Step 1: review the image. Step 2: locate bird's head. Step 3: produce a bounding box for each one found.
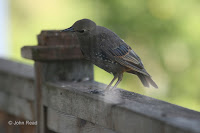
[62,19,96,34]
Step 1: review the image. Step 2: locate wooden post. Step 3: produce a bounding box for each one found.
[21,30,94,133]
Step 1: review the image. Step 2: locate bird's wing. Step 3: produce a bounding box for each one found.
[106,44,150,76]
[98,31,149,76]
[107,44,142,67]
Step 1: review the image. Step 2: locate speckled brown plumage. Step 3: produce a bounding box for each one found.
[62,19,158,90]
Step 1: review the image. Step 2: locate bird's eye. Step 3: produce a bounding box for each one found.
[78,30,85,33]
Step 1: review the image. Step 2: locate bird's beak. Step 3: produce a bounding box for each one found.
[61,27,74,32]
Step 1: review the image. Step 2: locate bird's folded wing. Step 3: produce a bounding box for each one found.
[102,44,150,76]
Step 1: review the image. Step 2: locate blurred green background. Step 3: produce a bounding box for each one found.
[7,0,200,111]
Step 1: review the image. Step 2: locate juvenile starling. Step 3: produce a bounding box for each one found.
[62,19,158,90]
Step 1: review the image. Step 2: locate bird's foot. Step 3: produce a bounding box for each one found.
[90,89,105,96]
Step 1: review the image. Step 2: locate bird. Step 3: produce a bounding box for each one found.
[62,19,158,90]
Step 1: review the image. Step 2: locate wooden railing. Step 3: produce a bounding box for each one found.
[0,31,200,133]
[0,58,35,133]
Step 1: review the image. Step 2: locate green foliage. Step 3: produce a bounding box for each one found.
[10,0,200,111]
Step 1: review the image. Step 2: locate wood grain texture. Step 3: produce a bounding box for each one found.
[0,58,35,121]
[21,45,83,61]
[0,91,34,120]
[37,30,79,46]
[0,72,35,101]
[43,81,200,133]
[47,108,116,133]
[0,111,36,133]
[0,58,34,79]
[40,60,93,82]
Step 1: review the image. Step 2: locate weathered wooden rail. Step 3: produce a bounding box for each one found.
[0,31,200,133]
[0,58,35,133]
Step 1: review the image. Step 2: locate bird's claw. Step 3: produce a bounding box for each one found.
[90,89,105,96]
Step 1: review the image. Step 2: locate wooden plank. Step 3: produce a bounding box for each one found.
[37,30,79,46]
[0,110,36,133]
[21,45,83,61]
[0,71,35,101]
[43,81,200,133]
[0,58,34,79]
[0,91,34,120]
[47,108,116,133]
[34,62,45,133]
[0,58,35,101]
[39,60,93,82]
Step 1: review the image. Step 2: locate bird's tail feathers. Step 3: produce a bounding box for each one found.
[137,74,150,88]
[128,70,158,88]
[145,75,158,88]
[137,73,158,88]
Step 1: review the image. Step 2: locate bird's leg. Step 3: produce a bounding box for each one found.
[110,73,123,91]
[105,75,118,91]
[90,75,117,95]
